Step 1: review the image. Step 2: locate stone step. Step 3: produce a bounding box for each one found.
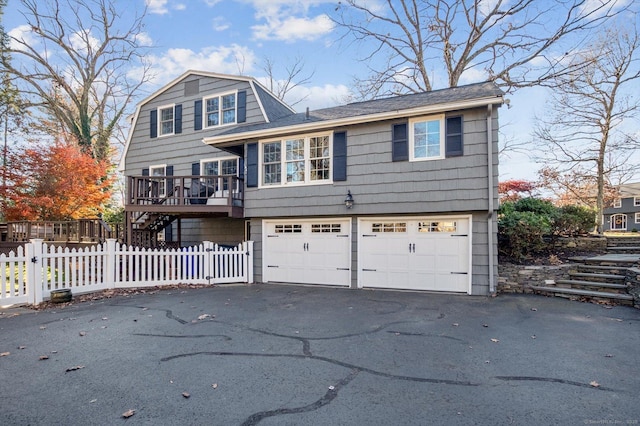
[576,264,627,272]
[607,245,640,249]
[556,279,628,291]
[531,285,634,302]
[568,272,626,281]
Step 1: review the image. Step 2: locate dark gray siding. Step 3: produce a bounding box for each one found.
[603,196,640,231]
[244,108,498,218]
[124,76,265,176]
[245,106,499,295]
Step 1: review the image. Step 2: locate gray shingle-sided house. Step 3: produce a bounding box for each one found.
[120,70,504,295]
[603,183,640,232]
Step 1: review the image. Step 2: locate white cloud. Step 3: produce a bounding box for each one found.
[240,0,335,42]
[146,0,169,14]
[252,14,334,42]
[135,32,154,47]
[203,0,222,5]
[284,83,352,111]
[140,44,257,87]
[212,16,231,32]
[69,30,101,53]
[146,0,187,14]
[459,66,489,85]
[579,0,632,17]
[8,25,38,50]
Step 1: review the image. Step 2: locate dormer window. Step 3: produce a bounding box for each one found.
[205,92,236,127]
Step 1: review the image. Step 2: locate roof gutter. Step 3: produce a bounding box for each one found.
[202,95,504,147]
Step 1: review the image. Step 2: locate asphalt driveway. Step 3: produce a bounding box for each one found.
[1,284,639,425]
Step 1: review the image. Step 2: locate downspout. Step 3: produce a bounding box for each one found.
[487,104,496,294]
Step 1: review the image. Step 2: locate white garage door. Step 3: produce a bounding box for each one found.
[358,216,471,293]
[263,219,351,286]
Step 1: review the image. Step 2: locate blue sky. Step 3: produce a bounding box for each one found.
[3,0,637,182]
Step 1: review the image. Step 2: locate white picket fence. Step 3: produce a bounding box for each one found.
[0,239,254,306]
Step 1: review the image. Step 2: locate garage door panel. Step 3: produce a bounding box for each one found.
[359,217,470,293]
[263,219,351,287]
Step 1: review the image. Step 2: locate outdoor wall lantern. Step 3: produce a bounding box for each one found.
[345,190,354,209]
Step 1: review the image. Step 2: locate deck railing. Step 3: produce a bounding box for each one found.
[6,219,116,243]
[127,175,244,207]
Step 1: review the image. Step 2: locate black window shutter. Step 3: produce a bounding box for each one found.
[164,223,173,242]
[191,162,200,175]
[166,165,174,196]
[445,116,463,157]
[246,143,258,188]
[333,131,347,181]
[237,91,247,123]
[150,110,157,139]
[174,105,182,134]
[194,100,202,130]
[142,168,149,176]
[238,157,245,178]
[392,123,408,162]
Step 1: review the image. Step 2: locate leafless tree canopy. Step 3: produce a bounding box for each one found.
[534,25,640,232]
[2,0,153,160]
[333,0,628,98]
[261,56,314,107]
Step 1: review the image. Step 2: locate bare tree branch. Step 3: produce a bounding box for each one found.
[1,0,153,161]
[333,0,631,98]
[534,24,640,233]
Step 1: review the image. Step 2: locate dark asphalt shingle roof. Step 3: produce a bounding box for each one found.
[218,81,503,137]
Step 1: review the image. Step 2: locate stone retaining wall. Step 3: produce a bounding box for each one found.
[550,236,608,253]
[498,263,572,294]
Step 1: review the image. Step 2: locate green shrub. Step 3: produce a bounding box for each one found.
[498,209,552,260]
[553,205,596,236]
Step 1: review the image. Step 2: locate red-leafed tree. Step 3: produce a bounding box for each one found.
[499,179,536,202]
[1,139,113,221]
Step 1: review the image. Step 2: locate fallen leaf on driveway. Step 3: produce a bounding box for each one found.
[79,331,86,336]
[197,314,212,320]
[452,323,459,327]
[483,324,489,328]
[122,409,135,418]
[66,365,85,372]
[590,381,600,388]
[490,338,499,343]
[18,346,26,350]
[605,354,613,358]
[39,326,46,330]
[530,308,537,311]
[182,392,190,398]
[531,335,537,339]
[39,355,49,360]
[212,383,218,389]
[1,352,10,357]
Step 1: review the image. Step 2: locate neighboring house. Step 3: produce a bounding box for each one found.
[120,70,504,295]
[603,183,640,232]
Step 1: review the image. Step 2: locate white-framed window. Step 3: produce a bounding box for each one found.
[409,114,445,161]
[259,133,332,187]
[204,92,237,127]
[611,213,627,230]
[158,105,174,136]
[635,213,640,224]
[634,197,640,206]
[200,157,239,192]
[614,199,622,208]
[149,164,167,197]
